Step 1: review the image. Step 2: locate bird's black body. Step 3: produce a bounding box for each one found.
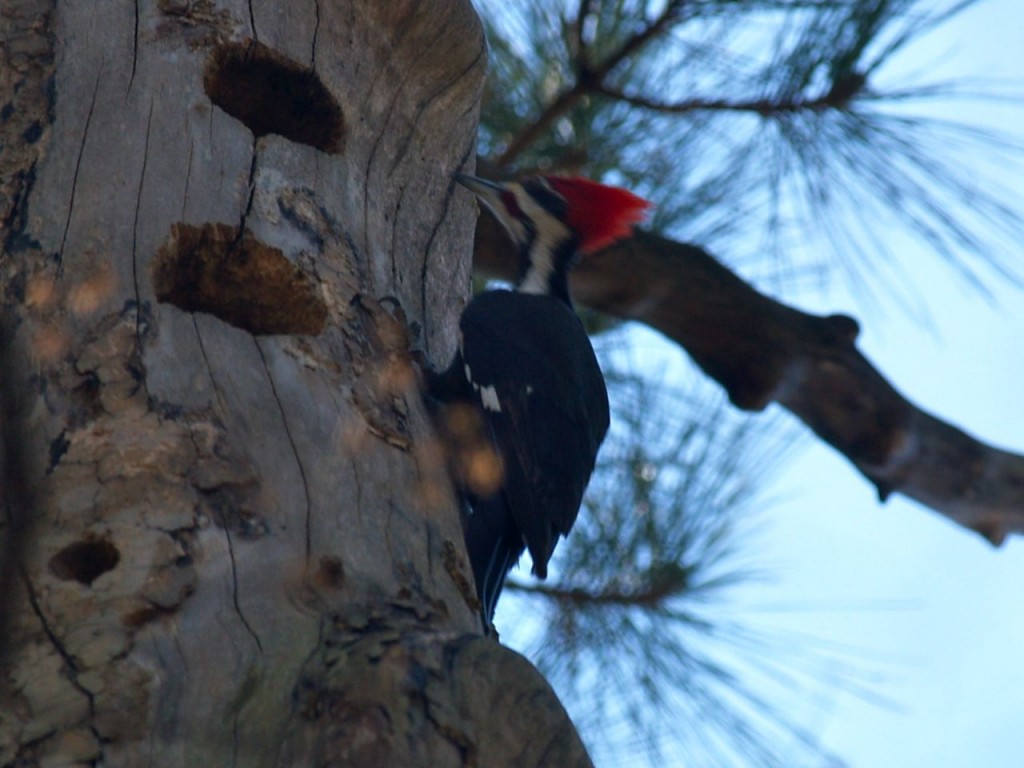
[428,173,647,620]
[431,290,609,617]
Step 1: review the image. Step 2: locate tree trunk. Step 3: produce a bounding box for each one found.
[1,1,591,765]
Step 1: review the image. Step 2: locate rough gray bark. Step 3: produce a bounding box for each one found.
[0,1,592,766]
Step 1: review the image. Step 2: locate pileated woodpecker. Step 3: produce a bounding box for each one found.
[428,173,651,619]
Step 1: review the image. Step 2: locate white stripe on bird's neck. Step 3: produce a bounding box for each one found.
[511,185,571,296]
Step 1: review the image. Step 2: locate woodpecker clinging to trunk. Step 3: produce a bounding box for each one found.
[428,173,651,620]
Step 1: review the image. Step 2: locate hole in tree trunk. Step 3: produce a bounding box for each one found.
[49,536,121,586]
[314,555,345,589]
[152,223,328,336]
[204,40,344,154]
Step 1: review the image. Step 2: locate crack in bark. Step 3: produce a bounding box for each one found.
[254,340,313,558]
[310,0,321,69]
[171,630,189,676]
[219,515,263,653]
[407,46,485,347]
[57,66,102,274]
[349,455,364,527]
[387,42,483,180]
[2,159,39,254]
[421,682,474,765]
[419,138,476,357]
[423,514,436,580]
[181,137,194,221]
[20,568,96,712]
[181,413,206,464]
[360,7,437,286]
[327,385,365,531]
[247,0,257,42]
[191,315,229,415]
[128,0,139,95]
[236,146,259,244]
[389,187,404,291]
[131,96,155,353]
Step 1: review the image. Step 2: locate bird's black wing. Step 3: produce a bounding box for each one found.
[459,290,609,578]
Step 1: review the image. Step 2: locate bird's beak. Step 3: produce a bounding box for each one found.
[454,173,527,245]
[454,173,506,217]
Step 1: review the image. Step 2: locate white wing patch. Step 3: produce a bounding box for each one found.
[464,361,503,412]
[479,385,502,412]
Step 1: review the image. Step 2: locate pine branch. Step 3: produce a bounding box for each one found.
[472,213,1024,545]
[505,574,686,607]
[593,78,867,115]
[495,1,685,167]
[481,1,1024,304]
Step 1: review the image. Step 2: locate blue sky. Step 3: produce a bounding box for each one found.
[497,1,1024,765]
[748,2,1024,765]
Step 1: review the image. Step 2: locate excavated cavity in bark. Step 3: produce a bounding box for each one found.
[203,40,344,154]
[152,222,328,336]
[48,535,120,586]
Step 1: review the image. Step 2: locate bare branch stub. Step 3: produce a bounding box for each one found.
[495,2,682,168]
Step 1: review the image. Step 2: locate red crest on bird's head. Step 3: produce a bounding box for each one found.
[546,176,652,254]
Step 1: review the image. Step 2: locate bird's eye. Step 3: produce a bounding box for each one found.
[501,190,524,220]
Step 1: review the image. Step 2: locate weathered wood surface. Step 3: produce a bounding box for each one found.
[1,1,592,765]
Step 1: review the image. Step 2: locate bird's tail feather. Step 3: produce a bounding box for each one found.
[465,493,523,619]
